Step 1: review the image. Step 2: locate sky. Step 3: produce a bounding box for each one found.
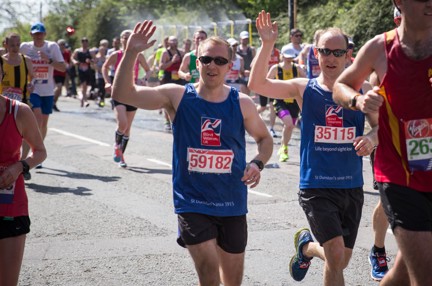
[0,0,50,33]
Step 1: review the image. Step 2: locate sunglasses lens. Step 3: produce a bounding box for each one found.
[199,56,228,66]
[318,48,331,56]
[333,50,347,57]
[199,56,213,65]
[214,57,228,65]
[318,48,346,57]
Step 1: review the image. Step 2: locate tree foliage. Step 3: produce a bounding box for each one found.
[1,0,396,53]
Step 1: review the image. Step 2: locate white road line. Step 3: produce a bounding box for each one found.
[248,189,273,198]
[50,128,110,147]
[148,159,273,198]
[47,131,274,199]
[147,158,172,168]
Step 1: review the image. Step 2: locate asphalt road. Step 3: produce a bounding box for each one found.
[19,95,398,285]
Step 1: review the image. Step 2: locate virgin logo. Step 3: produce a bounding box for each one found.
[407,120,429,138]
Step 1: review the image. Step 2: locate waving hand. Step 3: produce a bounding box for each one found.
[126,20,157,54]
[256,10,278,45]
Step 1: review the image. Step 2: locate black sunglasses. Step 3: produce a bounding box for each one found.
[198,56,229,66]
[317,48,347,57]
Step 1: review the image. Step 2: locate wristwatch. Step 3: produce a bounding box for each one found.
[19,160,30,174]
[250,159,264,171]
[349,94,359,110]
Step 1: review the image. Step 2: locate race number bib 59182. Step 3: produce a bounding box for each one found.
[404,118,432,171]
[187,148,234,174]
[314,125,356,144]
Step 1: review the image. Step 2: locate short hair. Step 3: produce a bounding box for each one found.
[290,28,303,36]
[197,36,232,61]
[99,39,109,46]
[57,38,66,45]
[194,29,208,39]
[317,27,348,49]
[120,30,132,38]
[313,29,323,46]
[5,32,20,44]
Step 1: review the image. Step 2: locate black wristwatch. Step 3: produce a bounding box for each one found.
[19,160,30,174]
[250,159,264,171]
[349,94,359,110]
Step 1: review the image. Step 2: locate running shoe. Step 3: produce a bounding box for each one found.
[369,247,389,281]
[99,100,105,107]
[278,145,289,162]
[289,228,314,282]
[53,104,60,112]
[113,144,122,163]
[119,156,127,168]
[270,128,278,138]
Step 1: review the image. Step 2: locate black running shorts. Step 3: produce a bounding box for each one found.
[378,182,432,232]
[0,216,31,239]
[298,187,364,249]
[177,212,247,254]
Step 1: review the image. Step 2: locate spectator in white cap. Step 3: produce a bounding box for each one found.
[236,30,256,96]
[225,38,245,92]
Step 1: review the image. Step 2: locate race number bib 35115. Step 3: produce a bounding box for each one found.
[404,118,432,171]
[314,125,356,144]
[187,148,234,174]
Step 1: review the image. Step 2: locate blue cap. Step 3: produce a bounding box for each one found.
[30,22,46,34]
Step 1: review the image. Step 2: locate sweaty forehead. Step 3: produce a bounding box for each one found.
[317,32,346,49]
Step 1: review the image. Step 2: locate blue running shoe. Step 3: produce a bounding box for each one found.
[289,228,313,281]
[369,248,389,281]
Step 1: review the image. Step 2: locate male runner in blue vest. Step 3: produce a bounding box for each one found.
[112,20,273,286]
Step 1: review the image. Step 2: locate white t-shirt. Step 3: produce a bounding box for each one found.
[20,41,64,96]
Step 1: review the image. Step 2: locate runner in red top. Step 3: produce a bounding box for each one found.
[0,88,46,285]
[334,1,432,285]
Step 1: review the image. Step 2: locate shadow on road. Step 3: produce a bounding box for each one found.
[35,167,121,183]
[126,166,172,175]
[25,183,93,196]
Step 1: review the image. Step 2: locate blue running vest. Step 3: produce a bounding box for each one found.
[300,79,365,189]
[172,84,247,216]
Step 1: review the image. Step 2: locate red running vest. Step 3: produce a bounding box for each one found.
[375,29,432,192]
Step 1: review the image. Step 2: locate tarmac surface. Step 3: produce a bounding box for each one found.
[19,94,397,285]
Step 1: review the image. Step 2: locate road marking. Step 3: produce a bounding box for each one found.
[147,159,273,198]
[248,189,273,197]
[50,128,110,147]
[147,158,172,167]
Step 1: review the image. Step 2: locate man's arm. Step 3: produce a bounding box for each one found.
[178,52,192,81]
[333,35,385,113]
[112,20,183,112]
[102,52,117,93]
[248,11,305,101]
[353,112,379,157]
[239,94,273,188]
[71,49,79,65]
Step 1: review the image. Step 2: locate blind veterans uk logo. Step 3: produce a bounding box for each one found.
[201,117,222,146]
